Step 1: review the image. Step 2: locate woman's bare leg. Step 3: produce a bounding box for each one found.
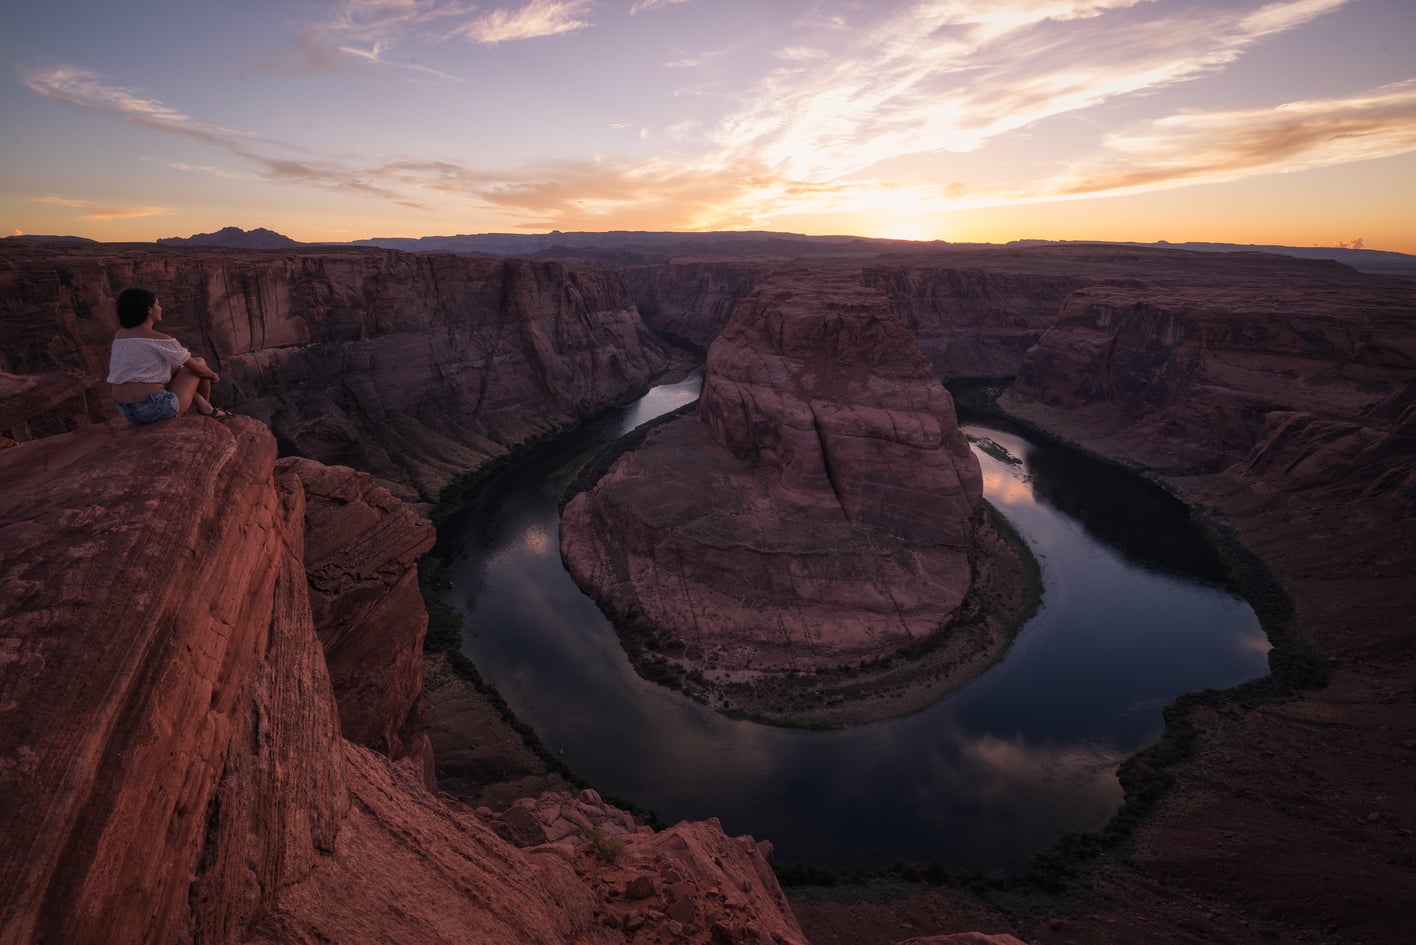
[168,368,204,414]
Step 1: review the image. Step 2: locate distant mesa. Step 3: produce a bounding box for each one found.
[126,226,1416,273]
[2,234,97,243]
[157,226,302,249]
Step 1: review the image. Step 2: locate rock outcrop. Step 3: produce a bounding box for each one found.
[0,416,347,945]
[561,269,991,723]
[0,416,809,945]
[284,457,437,782]
[0,242,672,501]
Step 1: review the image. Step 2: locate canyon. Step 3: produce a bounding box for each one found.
[0,243,673,504]
[1,238,1414,944]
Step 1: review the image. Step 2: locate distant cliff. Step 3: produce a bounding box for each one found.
[1008,257,1416,481]
[0,243,672,501]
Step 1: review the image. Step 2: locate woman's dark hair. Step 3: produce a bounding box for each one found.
[115,288,157,328]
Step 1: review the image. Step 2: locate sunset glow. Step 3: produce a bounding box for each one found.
[2,0,1413,251]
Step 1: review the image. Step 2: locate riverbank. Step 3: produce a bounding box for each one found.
[786,390,1416,945]
[634,501,1041,728]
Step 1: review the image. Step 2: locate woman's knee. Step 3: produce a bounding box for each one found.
[169,371,202,412]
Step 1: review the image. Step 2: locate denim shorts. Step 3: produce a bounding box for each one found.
[115,388,179,425]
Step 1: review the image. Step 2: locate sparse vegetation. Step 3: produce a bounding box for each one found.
[583,826,626,863]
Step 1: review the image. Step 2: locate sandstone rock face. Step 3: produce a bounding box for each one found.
[862,265,1082,380]
[282,457,437,783]
[622,260,775,348]
[988,253,1416,945]
[0,417,810,945]
[251,744,808,945]
[1009,257,1416,474]
[697,272,982,546]
[0,242,671,500]
[474,789,805,945]
[561,270,985,716]
[0,417,348,945]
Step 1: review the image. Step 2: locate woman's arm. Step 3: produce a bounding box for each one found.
[184,356,220,383]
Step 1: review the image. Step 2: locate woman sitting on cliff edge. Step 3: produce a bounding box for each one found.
[107,287,231,424]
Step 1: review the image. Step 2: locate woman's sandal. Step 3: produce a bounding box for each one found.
[203,407,234,420]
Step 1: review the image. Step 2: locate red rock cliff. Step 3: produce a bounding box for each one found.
[1009,257,1416,475]
[0,243,671,501]
[283,457,437,782]
[0,416,809,945]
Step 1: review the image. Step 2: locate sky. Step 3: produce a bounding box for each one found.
[2,0,1414,251]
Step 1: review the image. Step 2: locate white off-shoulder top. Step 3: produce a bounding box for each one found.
[107,337,192,384]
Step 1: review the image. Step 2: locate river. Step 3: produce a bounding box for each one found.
[439,369,1269,872]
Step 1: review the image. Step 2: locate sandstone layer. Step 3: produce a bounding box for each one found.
[284,457,437,783]
[0,416,811,945]
[1009,261,1416,475]
[0,242,671,501]
[561,270,988,722]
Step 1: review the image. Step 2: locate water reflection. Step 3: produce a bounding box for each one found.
[442,378,1269,872]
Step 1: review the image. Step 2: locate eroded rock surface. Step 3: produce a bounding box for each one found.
[0,416,347,945]
[0,417,815,945]
[284,457,437,782]
[562,270,987,721]
[0,242,671,501]
[1008,258,1416,475]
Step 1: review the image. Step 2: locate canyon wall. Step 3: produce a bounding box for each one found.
[861,265,1083,380]
[284,457,438,783]
[622,260,775,348]
[561,269,993,723]
[980,253,1416,945]
[0,416,809,945]
[1009,267,1416,481]
[0,243,671,501]
[0,417,347,945]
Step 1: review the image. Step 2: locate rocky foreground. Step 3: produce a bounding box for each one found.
[0,417,812,945]
[560,269,999,723]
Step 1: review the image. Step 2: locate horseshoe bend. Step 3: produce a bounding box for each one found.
[559,268,1037,725]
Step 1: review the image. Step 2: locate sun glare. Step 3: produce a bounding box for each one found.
[865,211,945,242]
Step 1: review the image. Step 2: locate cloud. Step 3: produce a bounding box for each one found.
[630,0,691,13]
[35,194,173,221]
[1044,79,1416,198]
[775,46,829,63]
[22,66,425,206]
[322,0,481,44]
[456,0,595,44]
[702,0,1356,186]
[19,0,1394,237]
[23,66,261,151]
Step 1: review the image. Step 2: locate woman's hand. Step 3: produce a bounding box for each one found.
[187,356,220,382]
